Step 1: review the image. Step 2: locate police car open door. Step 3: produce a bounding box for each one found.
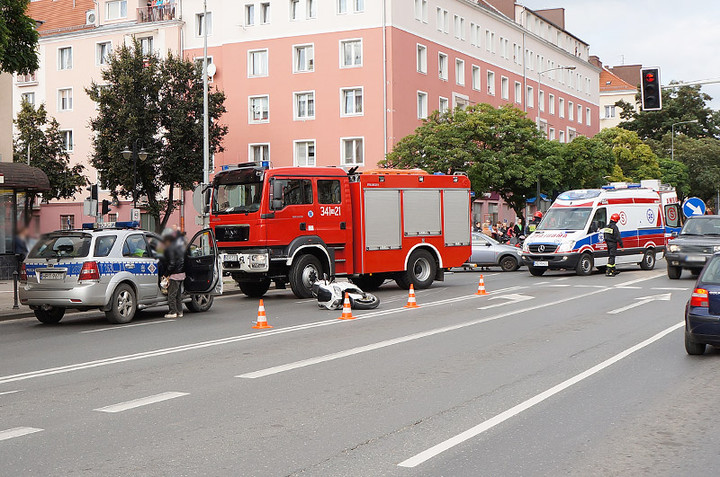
[184,228,221,295]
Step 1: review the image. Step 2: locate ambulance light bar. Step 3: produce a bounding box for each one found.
[602,182,642,190]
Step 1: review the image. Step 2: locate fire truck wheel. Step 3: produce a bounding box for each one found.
[289,254,323,299]
[350,275,386,291]
[396,249,437,290]
[239,279,271,298]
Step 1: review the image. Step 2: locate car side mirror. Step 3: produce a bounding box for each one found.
[671,231,678,238]
[485,242,491,247]
[271,180,284,210]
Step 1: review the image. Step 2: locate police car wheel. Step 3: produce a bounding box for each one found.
[186,294,214,313]
[640,249,656,270]
[34,306,65,325]
[105,283,137,324]
[576,253,594,276]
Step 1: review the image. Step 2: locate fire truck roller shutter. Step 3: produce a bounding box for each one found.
[403,190,442,237]
[364,190,402,251]
[443,189,471,246]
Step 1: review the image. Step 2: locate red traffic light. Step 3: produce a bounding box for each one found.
[645,72,656,83]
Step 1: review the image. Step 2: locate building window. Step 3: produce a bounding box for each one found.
[249,95,269,123]
[106,0,127,20]
[341,138,364,166]
[290,0,299,20]
[455,59,464,86]
[438,52,448,81]
[139,36,153,55]
[414,0,427,22]
[559,98,565,118]
[577,104,583,123]
[485,30,495,53]
[96,42,111,66]
[245,4,255,25]
[58,88,73,111]
[549,128,555,141]
[250,143,270,162]
[107,213,118,223]
[340,39,362,68]
[500,76,509,100]
[294,91,315,120]
[586,107,591,126]
[338,0,348,13]
[249,49,268,77]
[294,140,316,167]
[195,12,212,36]
[307,0,316,18]
[353,0,364,12]
[526,86,534,108]
[471,65,480,91]
[539,90,545,112]
[559,130,565,143]
[60,130,73,152]
[439,96,449,114]
[260,3,270,23]
[341,87,363,116]
[21,92,35,106]
[568,101,574,120]
[436,7,448,33]
[487,70,495,95]
[549,94,555,114]
[514,81,522,104]
[604,105,615,119]
[453,15,465,40]
[453,93,469,110]
[416,44,427,73]
[293,44,314,72]
[60,215,75,230]
[417,91,428,119]
[58,47,72,70]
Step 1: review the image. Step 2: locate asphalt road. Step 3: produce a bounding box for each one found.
[0,262,715,476]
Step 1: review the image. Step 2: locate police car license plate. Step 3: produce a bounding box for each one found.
[686,255,706,263]
[40,272,64,280]
[533,261,549,267]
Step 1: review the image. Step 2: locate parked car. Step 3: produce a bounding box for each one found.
[467,233,523,272]
[684,253,720,354]
[666,215,720,279]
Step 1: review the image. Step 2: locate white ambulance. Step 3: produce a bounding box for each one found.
[522,181,681,276]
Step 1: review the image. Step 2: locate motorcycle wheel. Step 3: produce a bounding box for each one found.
[349,293,380,310]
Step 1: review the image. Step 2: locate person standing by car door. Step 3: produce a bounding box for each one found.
[163,229,186,318]
[604,213,624,277]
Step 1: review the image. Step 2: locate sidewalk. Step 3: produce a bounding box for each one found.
[0,278,242,322]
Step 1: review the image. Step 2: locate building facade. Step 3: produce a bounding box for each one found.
[591,56,639,129]
[15,0,600,231]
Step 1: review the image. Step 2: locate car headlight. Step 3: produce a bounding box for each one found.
[249,254,268,269]
[522,242,530,253]
[714,245,720,253]
[556,241,574,253]
[668,244,681,253]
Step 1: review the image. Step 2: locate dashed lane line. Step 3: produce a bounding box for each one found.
[0,390,22,396]
[0,427,43,442]
[397,321,684,468]
[80,319,176,334]
[94,392,189,413]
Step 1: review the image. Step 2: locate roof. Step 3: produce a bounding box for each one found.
[0,162,51,191]
[600,67,636,92]
[28,0,96,37]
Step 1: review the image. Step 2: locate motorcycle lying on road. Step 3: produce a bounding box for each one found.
[311,278,381,311]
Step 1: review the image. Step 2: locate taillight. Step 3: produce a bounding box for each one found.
[79,261,100,281]
[19,263,27,282]
[690,288,709,308]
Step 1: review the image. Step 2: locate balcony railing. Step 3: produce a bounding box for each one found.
[137,3,176,23]
[16,72,37,85]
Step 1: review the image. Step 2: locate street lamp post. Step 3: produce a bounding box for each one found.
[122,139,149,209]
[671,119,699,161]
[202,0,210,227]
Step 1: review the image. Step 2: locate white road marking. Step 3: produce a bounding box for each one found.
[614,286,642,289]
[652,287,689,291]
[614,272,664,287]
[397,321,684,468]
[607,293,672,315]
[478,294,533,310]
[573,285,608,289]
[94,392,188,413]
[545,284,571,288]
[555,277,570,281]
[238,287,609,379]
[0,427,43,442]
[80,319,176,334]
[535,281,549,285]
[0,390,22,396]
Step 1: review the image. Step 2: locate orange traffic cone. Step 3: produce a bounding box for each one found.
[475,275,488,295]
[252,299,273,329]
[339,292,356,320]
[404,284,420,308]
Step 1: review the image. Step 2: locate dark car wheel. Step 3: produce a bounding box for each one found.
[186,294,214,312]
[685,330,706,355]
[499,255,519,272]
[667,265,682,280]
[528,266,546,277]
[34,306,65,324]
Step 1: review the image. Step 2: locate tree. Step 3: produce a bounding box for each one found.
[658,157,690,198]
[0,0,39,74]
[87,41,227,231]
[13,100,87,201]
[672,135,720,208]
[595,128,661,181]
[555,136,615,191]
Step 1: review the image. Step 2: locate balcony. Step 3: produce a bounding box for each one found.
[16,72,37,86]
[137,4,176,24]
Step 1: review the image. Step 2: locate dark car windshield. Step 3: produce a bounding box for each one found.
[537,208,592,231]
[681,217,720,236]
[212,182,263,214]
[700,256,720,285]
[29,234,91,259]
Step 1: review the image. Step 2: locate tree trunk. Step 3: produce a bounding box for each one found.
[158,184,176,233]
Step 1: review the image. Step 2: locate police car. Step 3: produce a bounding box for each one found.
[19,222,222,325]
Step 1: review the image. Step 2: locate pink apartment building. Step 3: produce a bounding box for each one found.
[14,0,600,231]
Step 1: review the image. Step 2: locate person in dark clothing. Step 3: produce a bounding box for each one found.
[604,213,624,277]
[162,230,186,318]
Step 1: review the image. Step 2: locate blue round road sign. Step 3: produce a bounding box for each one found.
[683,197,706,218]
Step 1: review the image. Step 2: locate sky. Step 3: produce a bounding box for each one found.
[520,0,720,109]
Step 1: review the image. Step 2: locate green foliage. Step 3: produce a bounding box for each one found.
[658,157,690,198]
[671,135,720,206]
[0,0,39,74]
[557,136,615,190]
[595,128,661,181]
[13,101,87,201]
[87,41,227,231]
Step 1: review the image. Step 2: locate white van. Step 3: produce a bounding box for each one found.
[521,181,681,276]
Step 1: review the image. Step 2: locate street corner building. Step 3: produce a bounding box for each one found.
[12,0,601,231]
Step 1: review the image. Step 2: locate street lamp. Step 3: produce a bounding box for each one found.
[121,139,149,209]
[537,65,576,133]
[671,119,699,161]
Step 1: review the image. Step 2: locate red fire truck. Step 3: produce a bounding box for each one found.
[209,163,472,298]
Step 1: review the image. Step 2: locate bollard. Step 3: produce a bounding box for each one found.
[12,270,19,310]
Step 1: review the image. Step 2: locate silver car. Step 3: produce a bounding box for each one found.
[467,233,523,272]
[20,224,221,324]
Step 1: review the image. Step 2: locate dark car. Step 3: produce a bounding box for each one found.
[685,254,720,354]
[666,215,720,279]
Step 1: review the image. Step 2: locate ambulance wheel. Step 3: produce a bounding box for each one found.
[105,283,136,324]
[186,294,214,313]
[667,265,682,280]
[350,275,386,291]
[576,253,594,276]
[34,306,65,324]
[528,267,546,277]
[640,249,656,270]
[289,254,322,299]
[396,249,437,290]
[239,279,271,298]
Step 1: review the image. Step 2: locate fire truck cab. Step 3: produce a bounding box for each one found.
[210,163,472,298]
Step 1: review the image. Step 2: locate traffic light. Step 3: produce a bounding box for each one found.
[640,67,662,111]
[101,199,112,216]
[87,184,98,201]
